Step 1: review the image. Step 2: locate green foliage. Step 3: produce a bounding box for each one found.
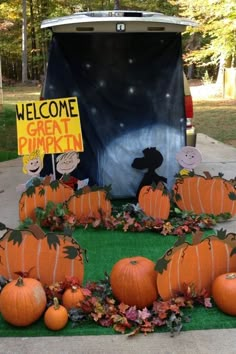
[171,0,236,78]
[8,229,23,246]
[1,0,236,85]
[0,0,178,81]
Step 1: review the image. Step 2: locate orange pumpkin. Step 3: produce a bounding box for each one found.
[62,285,85,310]
[110,256,158,309]
[44,297,68,330]
[173,172,236,216]
[212,273,236,315]
[19,180,74,221]
[0,277,46,326]
[156,231,236,301]
[0,224,85,286]
[138,183,170,220]
[67,186,112,223]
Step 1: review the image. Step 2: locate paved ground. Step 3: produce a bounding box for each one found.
[0,133,236,353]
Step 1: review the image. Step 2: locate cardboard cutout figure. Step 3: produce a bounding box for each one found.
[132,147,167,199]
[176,146,202,175]
[16,150,45,193]
[56,152,89,190]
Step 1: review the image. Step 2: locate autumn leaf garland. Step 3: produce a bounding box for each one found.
[27,201,222,236]
[44,275,212,337]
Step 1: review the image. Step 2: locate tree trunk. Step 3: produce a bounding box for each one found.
[0,56,3,114]
[22,0,28,83]
[114,0,120,10]
[29,0,38,80]
[215,53,225,97]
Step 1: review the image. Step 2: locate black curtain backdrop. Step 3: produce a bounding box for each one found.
[41,32,186,198]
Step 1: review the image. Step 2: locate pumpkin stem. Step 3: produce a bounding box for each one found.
[53,297,60,310]
[15,277,25,287]
[156,182,164,191]
[71,286,78,292]
[226,273,236,280]
[192,230,204,245]
[28,224,45,239]
[130,260,138,265]
[42,175,51,186]
[203,171,212,179]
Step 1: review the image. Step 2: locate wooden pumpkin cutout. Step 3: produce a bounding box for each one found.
[138,182,170,220]
[173,171,236,217]
[0,223,86,286]
[156,229,236,301]
[67,186,112,223]
[19,178,74,221]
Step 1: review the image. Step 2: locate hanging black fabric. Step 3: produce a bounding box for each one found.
[41,32,186,198]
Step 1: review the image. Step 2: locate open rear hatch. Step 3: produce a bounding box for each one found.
[41,11,196,198]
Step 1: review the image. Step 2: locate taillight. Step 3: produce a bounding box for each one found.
[184,95,193,119]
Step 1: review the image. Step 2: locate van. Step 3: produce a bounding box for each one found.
[40,10,197,198]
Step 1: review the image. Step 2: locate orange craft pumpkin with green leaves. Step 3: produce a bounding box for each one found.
[173,171,236,216]
[156,229,236,301]
[0,223,86,286]
[19,178,74,222]
[67,186,112,223]
[138,182,170,220]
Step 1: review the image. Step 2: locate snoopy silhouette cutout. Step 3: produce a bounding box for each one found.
[132,147,167,199]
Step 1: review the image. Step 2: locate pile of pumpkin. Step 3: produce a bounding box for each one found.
[1,230,236,332]
[0,276,87,330]
[18,172,236,225]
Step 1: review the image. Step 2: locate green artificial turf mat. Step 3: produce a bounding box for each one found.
[1,227,236,336]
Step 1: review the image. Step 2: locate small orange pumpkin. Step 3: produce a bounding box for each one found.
[110,256,158,309]
[156,231,236,301]
[19,179,74,221]
[173,172,236,216]
[62,285,85,310]
[138,183,170,220]
[0,277,46,326]
[212,273,236,315]
[44,297,68,330]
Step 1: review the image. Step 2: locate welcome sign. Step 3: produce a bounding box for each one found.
[16,97,84,155]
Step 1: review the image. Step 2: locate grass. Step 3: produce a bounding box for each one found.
[0,84,40,154]
[1,83,236,158]
[194,98,236,147]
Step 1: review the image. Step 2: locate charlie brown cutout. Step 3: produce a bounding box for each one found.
[176,146,202,175]
[56,151,89,190]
